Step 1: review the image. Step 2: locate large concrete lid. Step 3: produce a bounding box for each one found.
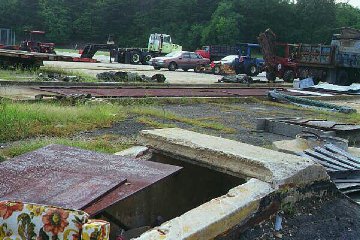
[140,128,329,187]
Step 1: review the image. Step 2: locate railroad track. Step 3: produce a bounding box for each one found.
[34,86,299,98]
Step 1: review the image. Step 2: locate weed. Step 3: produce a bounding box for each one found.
[281,202,296,216]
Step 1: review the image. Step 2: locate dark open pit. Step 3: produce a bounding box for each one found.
[104,152,246,239]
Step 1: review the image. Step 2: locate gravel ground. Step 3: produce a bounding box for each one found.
[76,101,322,148]
[46,51,270,85]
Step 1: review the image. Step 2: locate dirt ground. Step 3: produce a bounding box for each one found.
[240,195,360,240]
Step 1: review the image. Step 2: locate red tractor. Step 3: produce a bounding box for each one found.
[258,29,299,82]
[20,30,56,54]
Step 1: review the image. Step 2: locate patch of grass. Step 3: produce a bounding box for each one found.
[0,68,38,81]
[0,100,127,142]
[129,106,236,133]
[136,116,177,129]
[0,135,133,160]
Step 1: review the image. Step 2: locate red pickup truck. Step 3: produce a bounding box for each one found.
[195,45,240,61]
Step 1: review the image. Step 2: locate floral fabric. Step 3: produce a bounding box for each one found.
[0,201,109,240]
[82,220,110,240]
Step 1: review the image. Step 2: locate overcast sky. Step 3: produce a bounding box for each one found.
[338,0,360,7]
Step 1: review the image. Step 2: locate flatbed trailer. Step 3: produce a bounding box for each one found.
[0,49,74,68]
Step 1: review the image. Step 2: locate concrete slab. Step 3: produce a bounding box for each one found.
[139,128,329,187]
[134,179,274,240]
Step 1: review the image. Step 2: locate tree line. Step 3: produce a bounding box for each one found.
[1,0,360,50]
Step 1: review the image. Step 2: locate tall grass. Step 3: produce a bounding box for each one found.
[0,101,126,142]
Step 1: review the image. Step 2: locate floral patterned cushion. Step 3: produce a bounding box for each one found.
[82,220,110,240]
[0,200,109,240]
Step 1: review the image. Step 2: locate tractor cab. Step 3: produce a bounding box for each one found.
[234,43,264,76]
[148,33,182,54]
[20,30,56,54]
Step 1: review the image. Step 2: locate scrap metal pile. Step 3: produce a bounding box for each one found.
[96,71,166,83]
[259,118,360,202]
[301,143,360,194]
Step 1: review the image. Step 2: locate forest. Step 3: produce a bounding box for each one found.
[1,0,360,50]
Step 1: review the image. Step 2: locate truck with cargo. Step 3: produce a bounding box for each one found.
[80,33,182,65]
[258,28,360,85]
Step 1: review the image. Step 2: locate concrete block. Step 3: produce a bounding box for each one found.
[140,128,329,187]
[134,179,274,240]
[262,119,336,138]
[114,146,149,158]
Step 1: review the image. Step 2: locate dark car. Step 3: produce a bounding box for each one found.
[150,51,210,72]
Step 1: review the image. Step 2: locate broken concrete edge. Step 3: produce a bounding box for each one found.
[114,146,149,158]
[216,180,340,239]
[134,178,337,240]
[139,128,329,188]
[133,178,274,240]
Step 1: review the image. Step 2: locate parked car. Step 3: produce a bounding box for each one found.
[212,55,238,74]
[150,51,210,71]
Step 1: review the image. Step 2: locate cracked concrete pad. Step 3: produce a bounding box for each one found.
[134,179,274,240]
[140,128,329,187]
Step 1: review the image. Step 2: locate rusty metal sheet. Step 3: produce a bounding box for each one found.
[0,145,182,216]
[33,87,302,98]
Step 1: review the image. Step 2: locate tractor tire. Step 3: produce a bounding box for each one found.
[266,71,276,82]
[168,62,178,71]
[246,64,258,76]
[194,65,204,73]
[336,70,351,86]
[154,66,161,70]
[213,65,222,75]
[142,53,152,65]
[283,70,295,82]
[130,51,141,64]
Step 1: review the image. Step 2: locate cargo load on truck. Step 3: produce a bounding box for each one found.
[258,28,360,85]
